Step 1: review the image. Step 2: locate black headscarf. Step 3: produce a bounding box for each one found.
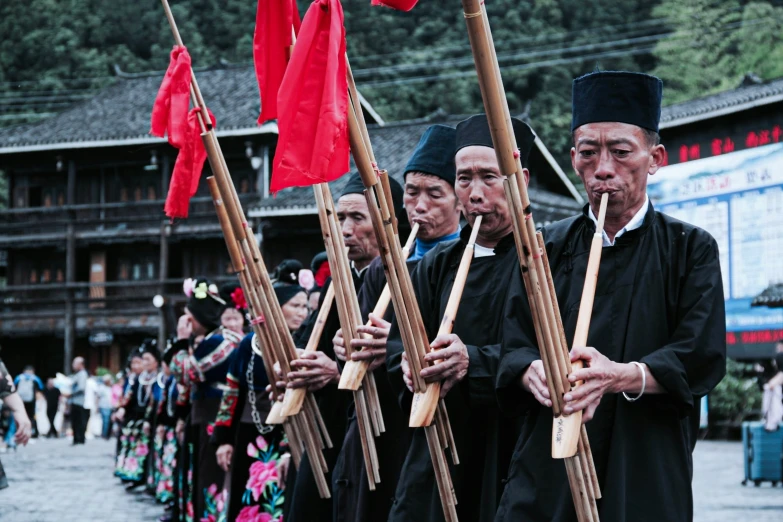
[340,172,406,225]
[272,259,303,285]
[220,282,247,312]
[137,338,161,363]
[186,277,226,332]
[273,283,306,307]
[404,124,457,185]
[455,114,536,168]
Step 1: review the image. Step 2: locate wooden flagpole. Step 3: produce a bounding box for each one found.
[459,0,602,519]
[158,0,332,499]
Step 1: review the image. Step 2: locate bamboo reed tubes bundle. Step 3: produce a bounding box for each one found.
[158,0,332,499]
[311,181,384,490]
[280,284,336,417]
[343,60,460,522]
[459,0,602,519]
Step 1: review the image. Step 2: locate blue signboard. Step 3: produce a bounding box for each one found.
[648,143,783,338]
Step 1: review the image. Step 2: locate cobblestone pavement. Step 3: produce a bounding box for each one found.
[0,437,780,521]
[0,437,162,522]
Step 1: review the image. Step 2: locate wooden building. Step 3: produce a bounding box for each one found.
[0,64,582,378]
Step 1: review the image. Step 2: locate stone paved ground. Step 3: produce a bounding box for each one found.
[0,437,780,521]
[0,437,162,522]
[693,440,782,522]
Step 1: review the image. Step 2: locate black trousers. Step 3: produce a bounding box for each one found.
[23,401,37,438]
[46,411,58,437]
[71,404,87,444]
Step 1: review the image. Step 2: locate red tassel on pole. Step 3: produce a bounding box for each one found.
[150,45,192,146]
[271,0,350,192]
[254,0,301,124]
[164,108,216,220]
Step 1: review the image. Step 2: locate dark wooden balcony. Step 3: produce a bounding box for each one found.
[0,276,238,336]
[0,194,258,246]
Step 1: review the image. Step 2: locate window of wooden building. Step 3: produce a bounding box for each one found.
[115,252,156,282]
[17,255,66,285]
[11,173,67,209]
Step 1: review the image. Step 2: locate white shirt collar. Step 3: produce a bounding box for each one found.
[473,244,495,258]
[588,194,649,247]
[351,261,370,277]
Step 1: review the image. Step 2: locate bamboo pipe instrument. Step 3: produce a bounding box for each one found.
[458,0,600,519]
[340,224,418,437]
[344,69,440,417]
[209,177,331,495]
[280,284,336,417]
[552,193,607,458]
[409,216,482,426]
[343,63,458,519]
[538,238,598,522]
[340,223,419,385]
[312,182,383,489]
[159,0,332,498]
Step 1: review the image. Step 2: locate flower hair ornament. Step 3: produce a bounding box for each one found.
[230,287,247,310]
[185,278,226,304]
[298,269,314,290]
[183,278,196,297]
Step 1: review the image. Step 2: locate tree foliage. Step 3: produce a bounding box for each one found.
[2,0,783,165]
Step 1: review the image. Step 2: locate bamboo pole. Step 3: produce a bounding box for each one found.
[159,0,332,498]
[280,285,336,416]
[459,0,601,519]
[409,217,482,426]
[344,59,459,521]
[312,182,382,489]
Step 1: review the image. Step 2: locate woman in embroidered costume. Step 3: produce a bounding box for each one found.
[168,277,241,522]
[115,350,143,475]
[211,283,306,522]
[115,339,162,487]
[151,339,181,510]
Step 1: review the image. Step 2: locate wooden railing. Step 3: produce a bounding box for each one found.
[0,195,258,238]
[0,276,239,316]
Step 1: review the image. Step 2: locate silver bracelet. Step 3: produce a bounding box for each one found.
[622,361,646,402]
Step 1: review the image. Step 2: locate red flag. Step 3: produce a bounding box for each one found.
[254,0,301,124]
[151,45,216,219]
[271,0,349,192]
[164,108,217,219]
[371,0,418,11]
[151,46,192,146]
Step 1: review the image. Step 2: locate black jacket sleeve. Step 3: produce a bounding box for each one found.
[495,267,542,417]
[639,230,727,417]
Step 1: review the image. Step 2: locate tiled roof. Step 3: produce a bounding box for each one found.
[0,65,582,220]
[661,76,783,129]
[0,64,383,152]
[0,65,274,151]
[252,114,582,223]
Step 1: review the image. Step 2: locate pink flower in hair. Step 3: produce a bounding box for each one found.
[183,278,196,297]
[298,269,314,290]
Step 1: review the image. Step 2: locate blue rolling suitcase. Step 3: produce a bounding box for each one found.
[741,421,783,486]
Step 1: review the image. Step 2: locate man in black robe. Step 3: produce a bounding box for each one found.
[329,125,463,522]
[494,71,727,522]
[386,114,536,522]
[282,173,402,522]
